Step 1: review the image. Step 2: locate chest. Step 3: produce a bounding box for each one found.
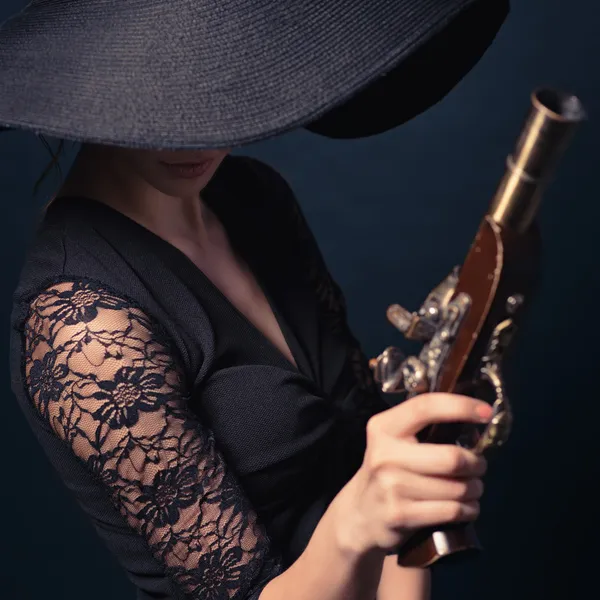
[176,231,297,368]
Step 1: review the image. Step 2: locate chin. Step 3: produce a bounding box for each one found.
[161,179,208,199]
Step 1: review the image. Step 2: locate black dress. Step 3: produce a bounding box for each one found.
[9,156,388,600]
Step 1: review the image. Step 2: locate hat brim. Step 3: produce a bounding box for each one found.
[0,0,508,147]
[306,0,508,139]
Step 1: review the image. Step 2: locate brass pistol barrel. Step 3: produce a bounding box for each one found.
[488,88,586,232]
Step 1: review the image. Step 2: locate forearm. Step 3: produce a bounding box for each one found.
[376,556,431,600]
[260,492,386,600]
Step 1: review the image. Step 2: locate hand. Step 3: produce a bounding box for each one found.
[333,393,493,555]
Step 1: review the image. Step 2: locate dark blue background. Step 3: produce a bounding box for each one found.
[1,1,598,598]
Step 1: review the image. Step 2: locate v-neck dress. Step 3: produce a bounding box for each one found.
[9,156,389,600]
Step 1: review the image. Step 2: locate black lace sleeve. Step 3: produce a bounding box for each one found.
[23,280,280,600]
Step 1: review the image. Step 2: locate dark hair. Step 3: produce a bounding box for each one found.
[34,135,65,197]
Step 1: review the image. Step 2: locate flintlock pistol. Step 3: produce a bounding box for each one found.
[369,88,586,568]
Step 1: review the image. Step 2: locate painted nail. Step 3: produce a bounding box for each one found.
[477,403,494,421]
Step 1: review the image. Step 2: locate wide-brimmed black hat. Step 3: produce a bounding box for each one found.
[0,0,508,148]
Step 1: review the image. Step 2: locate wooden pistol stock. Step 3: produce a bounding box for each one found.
[370,88,586,568]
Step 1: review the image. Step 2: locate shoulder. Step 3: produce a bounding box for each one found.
[12,207,68,311]
[12,249,214,387]
[11,202,219,380]
[12,207,104,324]
[230,156,313,233]
[223,155,294,195]
[14,199,113,296]
[215,155,299,218]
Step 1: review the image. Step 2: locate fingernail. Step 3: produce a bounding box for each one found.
[476,403,494,421]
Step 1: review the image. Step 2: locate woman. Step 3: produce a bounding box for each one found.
[2,0,509,598]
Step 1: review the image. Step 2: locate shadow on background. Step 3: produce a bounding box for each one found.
[1,1,598,598]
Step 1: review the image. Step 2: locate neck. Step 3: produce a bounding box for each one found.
[59,145,212,244]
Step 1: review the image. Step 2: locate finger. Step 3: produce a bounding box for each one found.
[401,441,488,477]
[368,436,487,477]
[393,500,480,530]
[380,470,484,502]
[372,393,493,438]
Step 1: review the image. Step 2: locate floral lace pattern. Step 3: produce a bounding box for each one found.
[23,280,275,600]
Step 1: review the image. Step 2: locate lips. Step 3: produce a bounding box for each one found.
[159,159,213,179]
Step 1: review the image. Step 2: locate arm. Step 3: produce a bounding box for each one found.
[243,159,437,599]
[23,279,386,600]
[262,527,386,600]
[248,160,432,600]
[377,557,431,600]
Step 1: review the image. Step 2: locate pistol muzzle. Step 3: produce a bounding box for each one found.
[488,88,586,232]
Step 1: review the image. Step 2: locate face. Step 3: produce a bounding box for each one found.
[107,146,231,199]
